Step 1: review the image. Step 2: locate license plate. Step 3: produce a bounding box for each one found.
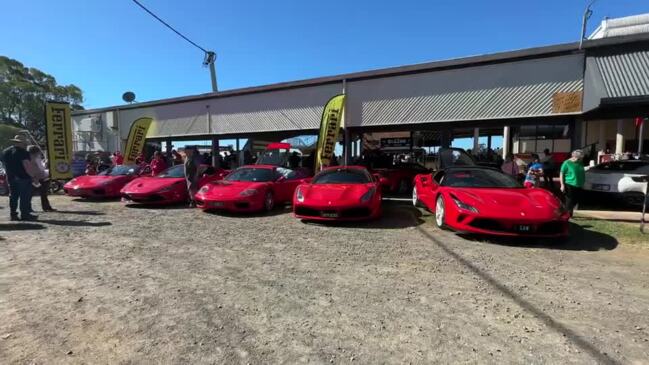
[210,201,224,207]
[321,212,339,218]
[591,184,610,191]
[516,225,532,232]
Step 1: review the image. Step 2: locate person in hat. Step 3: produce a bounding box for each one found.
[1,135,38,220]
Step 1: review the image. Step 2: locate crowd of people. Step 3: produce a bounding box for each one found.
[2,133,588,220]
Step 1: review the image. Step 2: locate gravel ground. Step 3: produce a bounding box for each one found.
[1,195,648,364]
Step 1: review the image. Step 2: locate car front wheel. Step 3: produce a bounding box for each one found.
[435,195,447,229]
[412,186,421,207]
[264,191,275,211]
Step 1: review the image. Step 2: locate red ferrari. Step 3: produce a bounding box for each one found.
[64,165,143,199]
[195,165,310,212]
[293,166,384,221]
[412,166,569,238]
[120,164,228,205]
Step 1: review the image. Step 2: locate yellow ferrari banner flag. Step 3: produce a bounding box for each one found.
[315,94,345,171]
[45,102,73,179]
[124,117,152,165]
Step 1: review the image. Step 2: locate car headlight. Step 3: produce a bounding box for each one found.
[360,187,376,203]
[240,188,258,197]
[452,197,478,213]
[198,185,210,194]
[296,187,305,202]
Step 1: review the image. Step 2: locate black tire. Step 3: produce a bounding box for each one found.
[49,180,62,194]
[263,191,275,212]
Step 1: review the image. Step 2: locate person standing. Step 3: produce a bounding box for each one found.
[150,151,167,176]
[560,150,586,217]
[27,145,55,212]
[523,154,544,188]
[541,148,555,187]
[1,135,37,221]
[183,147,199,207]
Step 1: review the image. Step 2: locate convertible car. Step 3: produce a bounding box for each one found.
[372,163,430,194]
[195,165,310,212]
[120,164,228,205]
[293,166,384,221]
[584,159,649,206]
[64,165,143,199]
[412,165,569,238]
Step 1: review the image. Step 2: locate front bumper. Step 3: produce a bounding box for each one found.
[195,195,264,212]
[294,202,380,221]
[448,215,569,238]
[64,186,120,198]
[121,190,186,204]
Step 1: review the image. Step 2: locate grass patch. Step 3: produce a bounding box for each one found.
[571,217,649,246]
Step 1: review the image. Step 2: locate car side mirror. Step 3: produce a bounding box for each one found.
[372,173,383,182]
[379,177,389,185]
[421,176,431,186]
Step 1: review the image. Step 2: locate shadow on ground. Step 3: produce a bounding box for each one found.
[72,198,121,203]
[38,219,112,228]
[455,222,618,251]
[125,202,191,210]
[416,225,616,364]
[48,210,105,216]
[301,202,425,230]
[0,223,46,231]
[205,205,293,218]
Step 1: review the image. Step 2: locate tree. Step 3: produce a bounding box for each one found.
[0,56,84,143]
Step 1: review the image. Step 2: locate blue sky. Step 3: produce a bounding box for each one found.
[2,0,648,109]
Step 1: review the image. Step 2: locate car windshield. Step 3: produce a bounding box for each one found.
[442,169,521,188]
[99,165,139,176]
[225,167,275,182]
[312,168,371,184]
[157,165,185,178]
[592,161,649,172]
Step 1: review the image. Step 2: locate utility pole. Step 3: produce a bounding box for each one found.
[579,0,597,50]
[204,51,218,92]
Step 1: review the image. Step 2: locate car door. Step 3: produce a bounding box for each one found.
[274,168,304,203]
[418,171,443,209]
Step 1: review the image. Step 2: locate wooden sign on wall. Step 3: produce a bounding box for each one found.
[552,91,583,113]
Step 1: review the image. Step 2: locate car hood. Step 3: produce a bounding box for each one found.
[200,180,268,198]
[449,188,563,220]
[121,177,185,194]
[300,183,373,205]
[65,175,129,188]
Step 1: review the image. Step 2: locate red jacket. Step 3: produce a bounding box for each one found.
[150,158,167,176]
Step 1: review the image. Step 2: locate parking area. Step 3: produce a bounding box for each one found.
[1,196,648,364]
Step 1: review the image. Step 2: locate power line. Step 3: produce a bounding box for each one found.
[131,0,208,54]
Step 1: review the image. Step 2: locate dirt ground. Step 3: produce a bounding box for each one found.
[1,195,648,364]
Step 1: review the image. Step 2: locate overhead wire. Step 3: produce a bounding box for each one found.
[131,0,208,54]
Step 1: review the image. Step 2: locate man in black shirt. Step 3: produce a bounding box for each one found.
[1,135,37,221]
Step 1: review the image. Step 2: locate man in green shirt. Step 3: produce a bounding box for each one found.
[560,149,586,217]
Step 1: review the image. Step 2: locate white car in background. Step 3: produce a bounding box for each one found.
[584,160,649,206]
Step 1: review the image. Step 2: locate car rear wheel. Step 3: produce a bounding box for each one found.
[412,186,421,207]
[264,191,274,211]
[435,195,447,229]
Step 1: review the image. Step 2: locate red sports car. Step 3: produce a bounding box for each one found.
[195,165,310,212]
[293,166,384,221]
[120,164,228,205]
[412,166,569,238]
[64,165,143,199]
[373,163,430,194]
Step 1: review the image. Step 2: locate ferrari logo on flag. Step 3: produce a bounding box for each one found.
[315,94,345,171]
[124,117,153,165]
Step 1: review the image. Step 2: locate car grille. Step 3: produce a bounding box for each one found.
[295,206,371,218]
[128,194,165,202]
[234,202,250,209]
[340,207,371,218]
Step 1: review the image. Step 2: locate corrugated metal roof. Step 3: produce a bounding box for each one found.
[346,54,584,127]
[594,49,649,98]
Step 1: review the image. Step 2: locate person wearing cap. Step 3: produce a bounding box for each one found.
[1,135,38,220]
[27,145,55,212]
